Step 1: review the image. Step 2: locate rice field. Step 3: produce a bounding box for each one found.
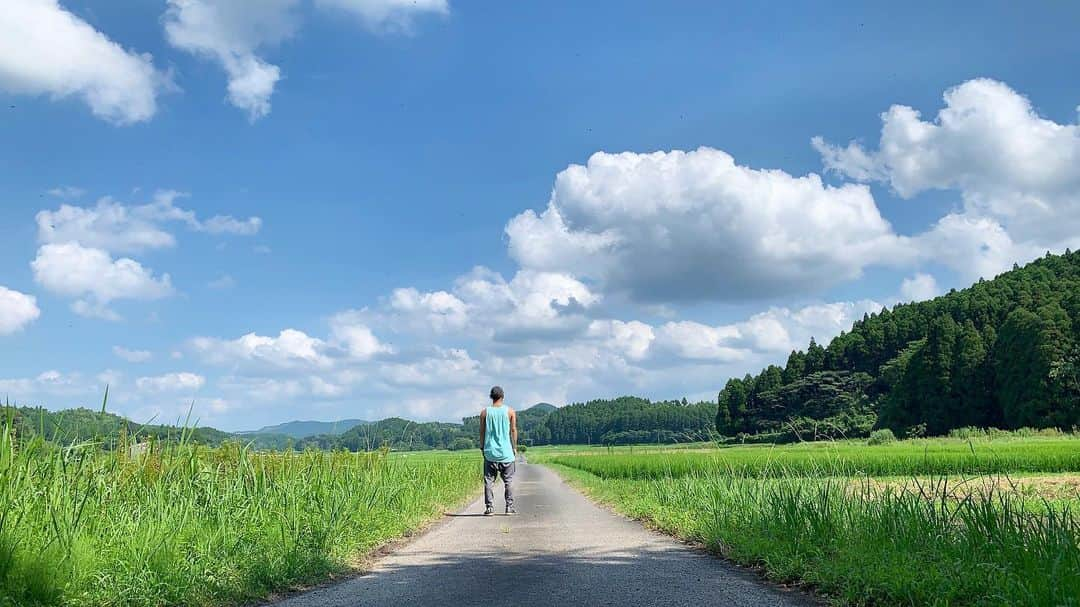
[0,428,479,607]
[540,435,1080,606]
[537,435,1080,479]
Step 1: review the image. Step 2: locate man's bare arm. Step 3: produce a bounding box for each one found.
[509,408,518,453]
[479,409,486,453]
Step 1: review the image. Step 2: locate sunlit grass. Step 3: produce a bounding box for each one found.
[546,435,1080,606]
[0,423,479,606]
[538,435,1080,479]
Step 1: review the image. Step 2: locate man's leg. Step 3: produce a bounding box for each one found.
[483,460,497,512]
[501,461,516,510]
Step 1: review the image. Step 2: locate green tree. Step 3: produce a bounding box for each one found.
[953,320,992,427]
[994,308,1044,428]
[805,338,826,373]
[718,378,749,434]
[782,350,806,383]
[918,315,959,434]
[716,390,731,434]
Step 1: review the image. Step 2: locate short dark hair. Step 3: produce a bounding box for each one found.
[489,386,504,402]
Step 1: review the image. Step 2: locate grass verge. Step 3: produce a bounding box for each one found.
[0,430,481,607]
[548,463,1080,606]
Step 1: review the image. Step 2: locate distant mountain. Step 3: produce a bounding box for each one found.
[523,402,557,414]
[241,419,368,439]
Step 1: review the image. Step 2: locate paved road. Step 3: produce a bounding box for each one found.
[270,462,816,607]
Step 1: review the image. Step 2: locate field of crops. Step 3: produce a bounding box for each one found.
[540,435,1080,606]
[540,436,1080,479]
[0,430,479,607]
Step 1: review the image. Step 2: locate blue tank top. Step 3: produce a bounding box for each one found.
[483,405,515,463]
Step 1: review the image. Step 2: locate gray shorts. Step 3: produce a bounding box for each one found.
[483,459,515,508]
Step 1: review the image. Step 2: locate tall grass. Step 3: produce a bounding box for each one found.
[548,436,1080,606]
[555,467,1080,606]
[543,437,1080,479]
[0,424,478,606]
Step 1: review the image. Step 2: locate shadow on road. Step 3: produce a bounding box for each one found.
[271,546,816,606]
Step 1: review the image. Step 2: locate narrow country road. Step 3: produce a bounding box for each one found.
[269,462,817,607]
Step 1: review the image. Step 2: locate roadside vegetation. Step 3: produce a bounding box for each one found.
[539,434,1080,606]
[0,420,479,607]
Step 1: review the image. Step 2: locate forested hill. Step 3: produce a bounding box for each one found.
[2,406,245,448]
[240,418,368,439]
[717,250,1080,440]
[5,398,718,451]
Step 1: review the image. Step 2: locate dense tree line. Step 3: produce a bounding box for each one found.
[294,399,716,451]
[295,417,473,451]
[537,396,715,445]
[717,250,1080,439]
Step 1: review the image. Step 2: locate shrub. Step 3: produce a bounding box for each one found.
[447,437,475,451]
[905,423,927,439]
[948,426,986,440]
[867,429,897,445]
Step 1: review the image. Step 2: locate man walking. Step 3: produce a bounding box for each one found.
[479,386,518,515]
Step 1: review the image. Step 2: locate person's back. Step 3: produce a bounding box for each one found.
[479,386,517,515]
[482,403,514,463]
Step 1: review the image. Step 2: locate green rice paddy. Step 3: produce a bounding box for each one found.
[539,435,1080,606]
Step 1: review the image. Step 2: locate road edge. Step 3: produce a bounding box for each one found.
[255,480,485,606]
[541,463,826,606]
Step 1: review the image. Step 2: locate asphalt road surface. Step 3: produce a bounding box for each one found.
[269,462,817,607]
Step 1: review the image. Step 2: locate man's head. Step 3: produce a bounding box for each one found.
[489,385,504,403]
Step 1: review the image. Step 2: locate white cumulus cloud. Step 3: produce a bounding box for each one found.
[0,370,91,399]
[454,268,598,342]
[899,273,940,303]
[815,78,1080,280]
[507,147,909,302]
[389,287,468,332]
[651,299,883,363]
[191,329,332,369]
[0,0,166,124]
[164,0,301,121]
[37,191,261,254]
[136,372,205,392]
[377,268,598,346]
[379,348,480,388]
[31,242,173,320]
[586,320,655,361]
[653,321,745,362]
[329,313,393,360]
[0,286,41,335]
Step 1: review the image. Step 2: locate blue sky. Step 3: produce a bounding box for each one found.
[2,1,1080,430]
